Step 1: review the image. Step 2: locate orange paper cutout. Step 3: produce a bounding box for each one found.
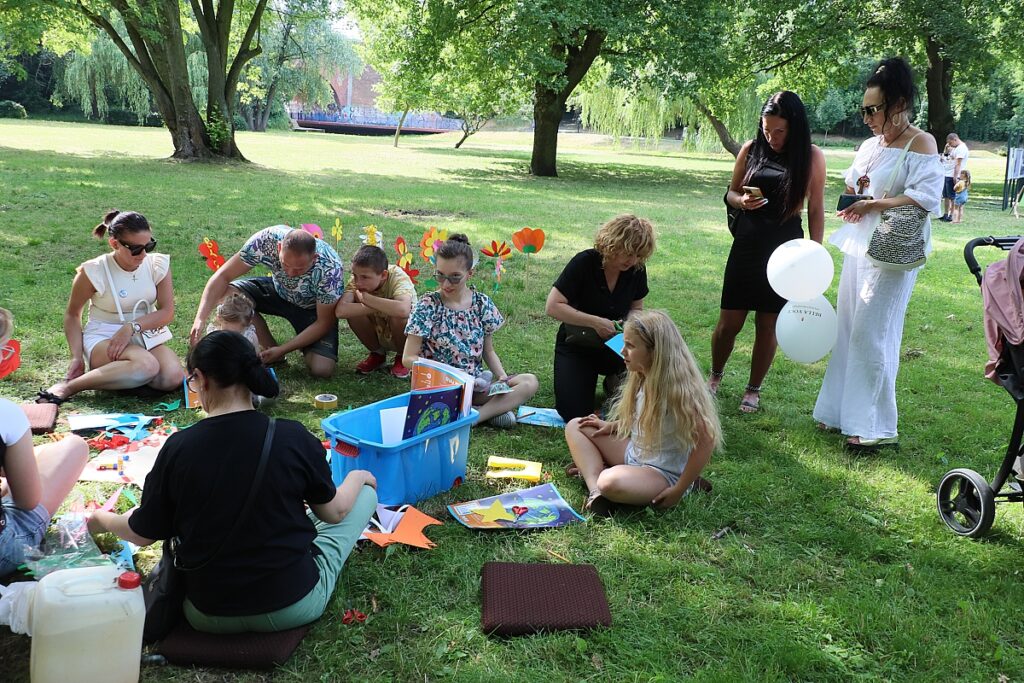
[364,507,442,549]
[511,227,545,254]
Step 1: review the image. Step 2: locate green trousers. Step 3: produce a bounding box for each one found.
[183,484,377,633]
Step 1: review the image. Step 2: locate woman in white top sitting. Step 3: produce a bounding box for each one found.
[813,57,943,453]
[37,210,183,403]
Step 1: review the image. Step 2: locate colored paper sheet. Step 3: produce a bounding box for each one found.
[515,406,566,429]
[605,333,625,357]
[447,483,584,530]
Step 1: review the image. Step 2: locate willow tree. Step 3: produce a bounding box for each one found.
[4,0,328,159]
[57,27,152,122]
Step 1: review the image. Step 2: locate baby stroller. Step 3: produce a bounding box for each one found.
[937,236,1024,537]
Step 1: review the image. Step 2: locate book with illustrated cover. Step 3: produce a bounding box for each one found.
[402,385,464,439]
[411,358,473,417]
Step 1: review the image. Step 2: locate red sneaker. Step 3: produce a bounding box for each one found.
[356,352,387,374]
[390,356,411,379]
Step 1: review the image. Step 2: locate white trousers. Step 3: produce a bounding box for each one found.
[813,254,920,440]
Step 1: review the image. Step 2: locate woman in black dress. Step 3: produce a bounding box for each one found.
[709,91,826,412]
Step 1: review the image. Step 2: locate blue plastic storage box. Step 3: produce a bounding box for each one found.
[322,393,477,505]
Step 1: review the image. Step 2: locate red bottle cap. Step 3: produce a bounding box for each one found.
[118,571,142,589]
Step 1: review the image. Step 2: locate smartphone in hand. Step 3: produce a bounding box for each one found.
[741,185,764,198]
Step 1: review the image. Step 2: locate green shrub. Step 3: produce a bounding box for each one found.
[0,100,27,119]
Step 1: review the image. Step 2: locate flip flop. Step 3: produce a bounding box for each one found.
[585,490,613,517]
[844,436,899,454]
[35,389,67,405]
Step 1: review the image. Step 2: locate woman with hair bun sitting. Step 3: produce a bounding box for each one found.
[37,209,183,404]
[88,331,377,633]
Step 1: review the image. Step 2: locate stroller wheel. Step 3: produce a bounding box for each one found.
[937,468,996,538]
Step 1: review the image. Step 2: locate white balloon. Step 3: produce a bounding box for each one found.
[767,239,834,302]
[776,295,838,364]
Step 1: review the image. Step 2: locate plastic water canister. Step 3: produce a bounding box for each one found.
[31,565,145,683]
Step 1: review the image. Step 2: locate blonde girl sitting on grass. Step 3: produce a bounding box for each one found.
[206,291,260,351]
[565,309,721,515]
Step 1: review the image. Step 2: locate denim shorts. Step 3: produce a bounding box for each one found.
[0,501,50,577]
[954,190,969,206]
[231,277,338,360]
[623,442,682,488]
[942,176,956,200]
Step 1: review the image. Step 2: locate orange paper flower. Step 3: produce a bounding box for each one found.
[481,240,512,258]
[512,227,545,254]
[420,226,448,261]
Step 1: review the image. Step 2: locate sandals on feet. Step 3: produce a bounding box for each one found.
[35,389,67,405]
[739,384,760,413]
[585,489,613,517]
[565,463,581,478]
[707,370,724,397]
[844,436,899,454]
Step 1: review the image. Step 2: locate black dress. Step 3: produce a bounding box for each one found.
[720,149,804,313]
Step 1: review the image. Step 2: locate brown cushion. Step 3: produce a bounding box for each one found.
[481,562,611,636]
[18,403,57,434]
[156,621,310,670]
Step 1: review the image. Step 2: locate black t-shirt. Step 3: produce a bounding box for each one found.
[129,411,337,616]
[552,249,649,341]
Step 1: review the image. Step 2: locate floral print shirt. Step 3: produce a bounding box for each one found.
[238,226,345,309]
[405,289,504,376]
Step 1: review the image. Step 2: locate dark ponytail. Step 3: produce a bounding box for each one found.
[187,331,280,398]
[436,233,475,270]
[93,210,152,240]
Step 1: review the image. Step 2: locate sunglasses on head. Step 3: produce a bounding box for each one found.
[118,238,157,256]
[434,272,465,284]
[859,103,885,118]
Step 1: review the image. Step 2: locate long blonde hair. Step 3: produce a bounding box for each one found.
[609,310,722,453]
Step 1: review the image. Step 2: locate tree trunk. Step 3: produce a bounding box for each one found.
[925,37,955,146]
[693,98,742,157]
[455,126,471,148]
[394,108,409,148]
[529,29,606,177]
[531,88,562,176]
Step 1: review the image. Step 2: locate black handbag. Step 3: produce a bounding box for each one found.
[563,324,605,349]
[724,192,740,236]
[142,417,277,642]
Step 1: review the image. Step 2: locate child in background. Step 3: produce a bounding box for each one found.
[403,234,539,428]
[952,169,971,223]
[564,310,720,515]
[206,291,275,406]
[207,291,260,351]
[335,245,416,378]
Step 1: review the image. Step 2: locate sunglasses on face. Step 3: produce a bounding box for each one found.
[859,103,885,118]
[119,238,157,256]
[434,272,465,284]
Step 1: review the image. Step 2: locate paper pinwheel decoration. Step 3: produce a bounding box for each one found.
[420,226,448,262]
[512,227,545,254]
[331,218,343,243]
[395,237,414,268]
[480,240,511,292]
[198,237,225,271]
[361,224,382,247]
[481,240,512,259]
[301,223,324,240]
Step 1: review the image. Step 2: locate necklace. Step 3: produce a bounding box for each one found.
[856,123,911,193]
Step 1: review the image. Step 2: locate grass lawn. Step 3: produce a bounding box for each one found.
[2,119,1024,682]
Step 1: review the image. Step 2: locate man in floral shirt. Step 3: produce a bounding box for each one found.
[190,226,345,377]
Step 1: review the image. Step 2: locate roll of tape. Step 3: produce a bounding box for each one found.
[314,393,338,410]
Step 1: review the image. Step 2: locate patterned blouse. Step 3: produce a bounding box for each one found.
[238,226,345,309]
[405,289,504,376]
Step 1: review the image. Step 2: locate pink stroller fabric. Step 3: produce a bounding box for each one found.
[982,236,1024,382]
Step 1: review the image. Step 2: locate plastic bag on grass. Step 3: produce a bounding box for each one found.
[0,582,35,635]
[20,494,112,578]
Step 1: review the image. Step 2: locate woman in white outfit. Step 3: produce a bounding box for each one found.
[813,57,943,453]
[36,210,183,403]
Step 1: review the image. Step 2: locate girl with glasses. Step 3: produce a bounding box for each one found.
[403,234,538,428]
[35,209,183,404]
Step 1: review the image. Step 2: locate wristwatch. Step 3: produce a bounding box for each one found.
[130,322,143,334]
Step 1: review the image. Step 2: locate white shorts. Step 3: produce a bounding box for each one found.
[82,319,145,366]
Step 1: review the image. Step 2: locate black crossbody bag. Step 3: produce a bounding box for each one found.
[143,418,277,642]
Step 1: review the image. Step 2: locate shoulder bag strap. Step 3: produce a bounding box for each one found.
[177,417,277,571]
[100,256,127,323]
[881,133,923,199]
